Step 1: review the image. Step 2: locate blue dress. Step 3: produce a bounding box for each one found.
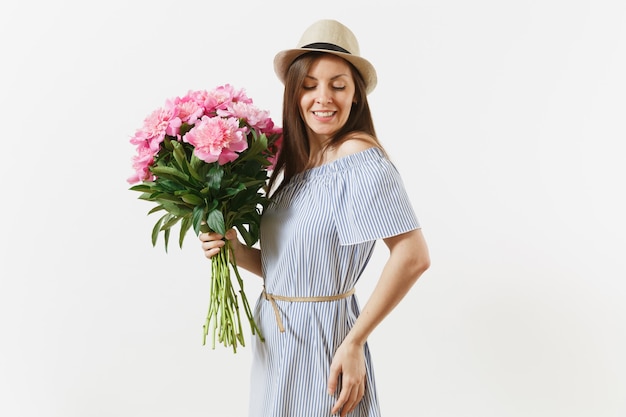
[249,147,420,416]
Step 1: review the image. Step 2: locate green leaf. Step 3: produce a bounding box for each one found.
[179,123,193,136]
[137,192,156,202]
[179,215,193,248]
[148,205,165,215]
[129,184,154,193]
[188,154,205,181]
[238,130,268,163]
[180,193,204,205]
[248,222,260,242]
[206,209,225,235]
[161,213,182,231]
[160,201,192,217]
[151,166,190,183]
[206,165,223,190]
[162,137,175,151]
[236,224,255,247]
[207,199,218,212]
[224,184,246,197]
[163,227,170,252]
[157,179,185,193]
[192,205,206,235]
[172,141,188,171]
[151,215,166,247]
[153,193,185,203]
[242,179,267,189]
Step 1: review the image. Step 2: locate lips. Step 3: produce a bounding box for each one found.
[312,111,335,117]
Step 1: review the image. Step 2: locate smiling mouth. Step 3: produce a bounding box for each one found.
[313,111,335,117]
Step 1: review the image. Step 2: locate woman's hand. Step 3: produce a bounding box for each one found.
[198,228,238,259]
[199,228,263,277]
[328,339,367,417]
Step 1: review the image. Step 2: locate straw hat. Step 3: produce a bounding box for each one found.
[273,19,377,94]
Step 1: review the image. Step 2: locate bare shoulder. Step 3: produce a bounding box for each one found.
[331,133,381,160]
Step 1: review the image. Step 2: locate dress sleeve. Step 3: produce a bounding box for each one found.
[332,149,421,246]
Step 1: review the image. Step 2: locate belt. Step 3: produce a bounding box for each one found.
[262,287,355,333]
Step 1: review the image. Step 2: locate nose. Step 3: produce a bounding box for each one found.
[315,87,333,104]
[316,96,333,105]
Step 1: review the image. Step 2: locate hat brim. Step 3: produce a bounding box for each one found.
[273,48,377,95]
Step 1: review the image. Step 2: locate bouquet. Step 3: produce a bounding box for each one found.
[127,84,282,353]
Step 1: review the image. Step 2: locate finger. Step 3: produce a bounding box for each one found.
[200,231,224,241]
[334,371,366,416]
[199,232,212,242]
[331,385,351,416]
[357,377,366,402]
[224,228,238,241]
[204,247,223,258]
[202,240,225,250]
[339,386,359,417]
[344,379,365,415]
[201,240,225,258]
[327,362,341,396]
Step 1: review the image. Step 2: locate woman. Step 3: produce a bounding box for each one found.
[199,19,430,417]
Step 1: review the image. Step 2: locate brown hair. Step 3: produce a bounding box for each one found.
[268,52,382,195]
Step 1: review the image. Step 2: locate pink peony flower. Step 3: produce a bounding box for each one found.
[132,104,180,153]
[127,139,156,183]
[196,84,252,114]
[171,94,205,127]
[127,105,179,184]
[219,101,275,132]
[183,115,248,165]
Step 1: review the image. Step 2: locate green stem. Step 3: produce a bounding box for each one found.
[202,238,265,352]
[229,245,265,342]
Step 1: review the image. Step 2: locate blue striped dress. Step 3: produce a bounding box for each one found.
[249,147,420,417]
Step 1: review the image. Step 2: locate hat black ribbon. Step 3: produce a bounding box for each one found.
[302,42,351,55]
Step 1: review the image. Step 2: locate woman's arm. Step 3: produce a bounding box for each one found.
[199,228,263,277]
[328,228,430,416]
[346,227,429,344]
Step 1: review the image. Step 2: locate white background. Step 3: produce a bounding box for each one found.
[1,0,625,416]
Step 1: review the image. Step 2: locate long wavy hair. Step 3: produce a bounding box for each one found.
[268,52,383,196]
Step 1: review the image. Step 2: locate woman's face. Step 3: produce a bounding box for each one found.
[299,54,356,146]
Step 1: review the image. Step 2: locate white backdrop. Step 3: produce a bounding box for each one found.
[1,1,625,416]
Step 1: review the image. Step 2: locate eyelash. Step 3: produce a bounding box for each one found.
[302,86,346,91]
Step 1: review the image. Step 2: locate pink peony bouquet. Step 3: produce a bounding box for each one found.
[127,84,282,352]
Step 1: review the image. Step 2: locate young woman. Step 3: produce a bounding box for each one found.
[200,19,430,417]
